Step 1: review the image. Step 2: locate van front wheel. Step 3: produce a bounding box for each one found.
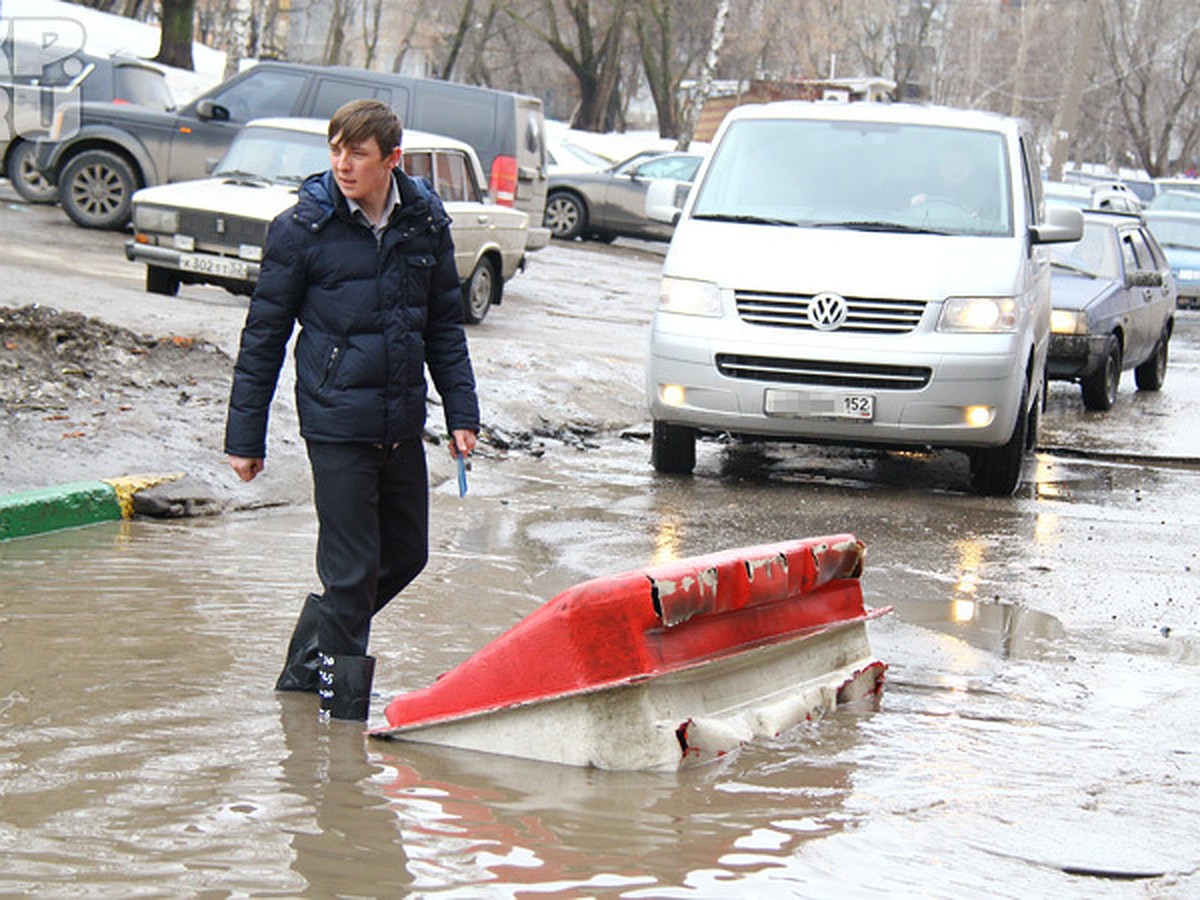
[652,421,696,475]
[968,390,1029,496]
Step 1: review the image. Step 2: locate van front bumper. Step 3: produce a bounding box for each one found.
[647,316,1030,450]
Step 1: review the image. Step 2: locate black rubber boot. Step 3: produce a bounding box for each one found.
[275,593,323,693]
[317,652,376,721]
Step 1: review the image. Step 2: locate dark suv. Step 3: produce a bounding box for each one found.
[34,60,548,241]
[2,45,172,203]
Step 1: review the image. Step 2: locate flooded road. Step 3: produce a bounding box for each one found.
[4,403,1199,895]
[3,185,1200,894]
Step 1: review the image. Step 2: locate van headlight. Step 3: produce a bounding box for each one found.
[658,276,720,316]
[133,205,180,234]
[938,297,1018,332]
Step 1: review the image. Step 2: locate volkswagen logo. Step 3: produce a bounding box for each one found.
[808,292,849,331]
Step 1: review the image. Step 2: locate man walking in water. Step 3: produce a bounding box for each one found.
[224,99,479,721]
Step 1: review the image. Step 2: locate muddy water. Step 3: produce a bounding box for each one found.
[3,433,1199,897]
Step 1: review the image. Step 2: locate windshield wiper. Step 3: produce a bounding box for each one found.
[1050,260,1097,277]
[691,212,798,226]
[215,169,270,183]
[810,220,949,235]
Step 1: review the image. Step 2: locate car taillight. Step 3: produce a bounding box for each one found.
[490,155,517,207]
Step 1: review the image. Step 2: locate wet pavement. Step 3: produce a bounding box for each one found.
[4,384,1200,895]
[3,189,1200,894]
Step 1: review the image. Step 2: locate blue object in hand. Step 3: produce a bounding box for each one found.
[457,454,468,498]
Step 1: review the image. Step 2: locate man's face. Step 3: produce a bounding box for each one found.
[329,132,402,205]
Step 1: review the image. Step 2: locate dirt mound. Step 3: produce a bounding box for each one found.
[0,304,238,496]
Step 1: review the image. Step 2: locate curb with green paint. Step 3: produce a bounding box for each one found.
[0,474,183,541]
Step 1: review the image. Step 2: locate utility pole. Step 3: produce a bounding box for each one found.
[1048,0,1101,181]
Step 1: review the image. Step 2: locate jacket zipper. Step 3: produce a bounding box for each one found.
[321,345,341,387]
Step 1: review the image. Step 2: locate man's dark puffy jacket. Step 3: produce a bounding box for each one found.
[224,169,479,459]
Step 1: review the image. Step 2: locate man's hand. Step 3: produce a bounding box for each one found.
[229,455,265,482]
[450,429,477,459]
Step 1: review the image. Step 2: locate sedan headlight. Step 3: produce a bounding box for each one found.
[1050,309,1088,335]
[1178,268,1200,282]
[938,296,1018,333]
[133,205,180,234]
[658,276,720,316]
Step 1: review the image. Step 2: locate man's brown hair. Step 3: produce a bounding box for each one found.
[328,99,403,156]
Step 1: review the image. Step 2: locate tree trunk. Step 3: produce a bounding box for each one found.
[676,0,728,151]
[154,0,196,70]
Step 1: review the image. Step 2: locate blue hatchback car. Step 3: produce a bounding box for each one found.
[1048,210,1177,411]
[1143,210,1200,309]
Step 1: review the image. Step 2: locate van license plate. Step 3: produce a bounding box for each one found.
[179,254,250,279]
[764,389,874,420]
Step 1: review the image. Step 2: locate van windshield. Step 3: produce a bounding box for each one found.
[691,118,1013,237]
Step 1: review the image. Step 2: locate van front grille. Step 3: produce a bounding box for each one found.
[716,354,931,390]
[734,291,926,333]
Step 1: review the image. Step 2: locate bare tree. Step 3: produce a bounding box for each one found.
[676,0,728,148]
[1100,0,1200,175]
[509,0,632,131]
[634,0,714,140]
[361,0,384,69]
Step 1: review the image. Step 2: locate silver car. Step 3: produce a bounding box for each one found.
[543,151,703,242]
[125,118,531,324]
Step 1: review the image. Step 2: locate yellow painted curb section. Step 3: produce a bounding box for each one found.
[102,474,185,519]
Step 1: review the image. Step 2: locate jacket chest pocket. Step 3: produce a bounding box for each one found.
[403,253,437,302]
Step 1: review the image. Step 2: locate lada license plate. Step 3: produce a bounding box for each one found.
[179,254,250,280]
[764,389,875,420]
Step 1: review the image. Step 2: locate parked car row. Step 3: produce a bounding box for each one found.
[125,119,532,324]
[22,59,550,245]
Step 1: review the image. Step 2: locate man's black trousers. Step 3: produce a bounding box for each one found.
[306,438,429,657]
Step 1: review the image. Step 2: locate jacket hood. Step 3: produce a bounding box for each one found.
[292,169,450,232]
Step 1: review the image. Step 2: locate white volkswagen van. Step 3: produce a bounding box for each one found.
[645,102,1082,495]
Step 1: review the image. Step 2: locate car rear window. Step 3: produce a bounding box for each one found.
[113,65,173,110]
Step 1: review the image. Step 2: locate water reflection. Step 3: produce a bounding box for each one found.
[277,695,412,894]
[373,717,866,896]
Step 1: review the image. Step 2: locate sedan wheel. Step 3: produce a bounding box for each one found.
[1081,334,1121,411]
[1134,329,1169,391]
[60,149,137,230]
[544,191,586,240]
[7,139,59,203]
[463,256,498,325]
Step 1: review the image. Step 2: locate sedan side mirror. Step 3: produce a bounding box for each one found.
[1128,270,1164,288]
[195,99,230,122]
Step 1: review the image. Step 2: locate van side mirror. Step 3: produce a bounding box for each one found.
[1031,206,1083,244]
[195,99,230,122]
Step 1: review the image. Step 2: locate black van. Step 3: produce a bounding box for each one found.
[35,60,548,238]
